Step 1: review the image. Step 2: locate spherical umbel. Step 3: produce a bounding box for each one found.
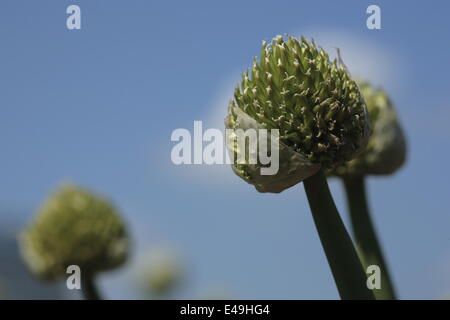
[225,35,370,192]
[138,249,183,298]
[20,184,129,280]
[329,81,407,177]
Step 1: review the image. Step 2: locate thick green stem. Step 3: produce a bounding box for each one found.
[303,170,374,300]
[82,273,101,300]
[343,176,397,300]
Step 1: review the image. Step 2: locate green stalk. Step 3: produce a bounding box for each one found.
[303,170,375,300]
[343,176,397,300]
[82,274,101,300]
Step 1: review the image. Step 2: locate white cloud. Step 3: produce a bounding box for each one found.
[164,72,242,189]
[299,29,406,91]
[203,72,241,129]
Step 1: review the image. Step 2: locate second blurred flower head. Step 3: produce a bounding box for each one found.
[137,248,184,298]
[328,81,407,177]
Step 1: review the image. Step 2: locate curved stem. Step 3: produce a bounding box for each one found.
[343,176,397,300]
[303,170,374,300]
[82,273,101,300]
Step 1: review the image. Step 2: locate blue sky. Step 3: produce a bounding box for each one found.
[1,0,450,299]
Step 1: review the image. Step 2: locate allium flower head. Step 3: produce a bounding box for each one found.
[139,249,183,297]
[226,35,370,192]
[20,184,129,280]
[329,81,407,176]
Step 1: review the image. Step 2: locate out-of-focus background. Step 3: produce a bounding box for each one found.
[1,0,450,299]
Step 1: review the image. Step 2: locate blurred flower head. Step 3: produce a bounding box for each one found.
[328,81,407,176]
[225,35,370,192]
[137,248,183,298]
[19,184,129,280]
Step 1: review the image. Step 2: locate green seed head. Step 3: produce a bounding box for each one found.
[225,35,370,192]
[328,81,407,176]
[20,184,129,280]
